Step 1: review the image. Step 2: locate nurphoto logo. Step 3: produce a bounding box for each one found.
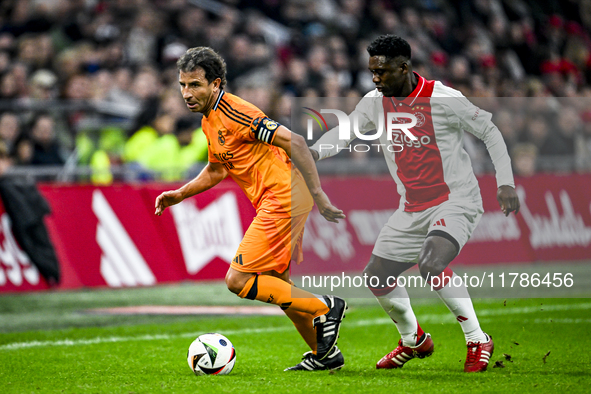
[304,107,418,141]
[303,107,420,154]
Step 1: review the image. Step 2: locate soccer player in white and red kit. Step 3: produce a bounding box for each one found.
[310,35,520,372]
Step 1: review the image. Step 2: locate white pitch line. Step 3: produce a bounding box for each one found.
[479,318,591,324]
[0,327,289,351]
[1,302,590,351]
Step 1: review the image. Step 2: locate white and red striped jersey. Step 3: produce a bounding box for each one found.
[311,73,514,212]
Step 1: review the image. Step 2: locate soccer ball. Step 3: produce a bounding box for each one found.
[187,333,236,375]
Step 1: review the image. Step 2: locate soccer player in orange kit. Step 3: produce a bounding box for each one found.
[155,47,347,371]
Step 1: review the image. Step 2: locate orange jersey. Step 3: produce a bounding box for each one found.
[202,91,313,217]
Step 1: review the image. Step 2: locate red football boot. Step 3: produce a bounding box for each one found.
[464,334,494,372]
[376,333,434,369]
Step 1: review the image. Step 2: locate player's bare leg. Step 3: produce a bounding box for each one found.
[418,234,492,372]
[364,255,434,368]
[416,233,458,281]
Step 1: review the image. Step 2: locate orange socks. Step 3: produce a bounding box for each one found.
[238,274,329,317]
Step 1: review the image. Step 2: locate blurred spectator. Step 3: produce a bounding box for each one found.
[0,69,19,99]
[226,35,258,82]
[11,134,33,165]
[175,6,208,45]
[235,85,273,115]
[523,115,569,156]
[29,69,58,99]
[90,148,112,185]
[53,45,85,83]
[126,8,163,65]
[307,45,332,92]
[91,69,115,101]
[447,55,472,87]
[29,113,64,166]
[124,113,176,178]
[554,106,581,155]
[123,124,158,165]
[512,143,538,177]
[102,67,136,108]
[274,91,295,127]
[1,62,28,99]
[0,112,21,151]
[129,66,164,133]
[320,72,340,97]
[124,114,206,181]
[283,57,309,96]
[17,33,54,70]
[63,73,92,100]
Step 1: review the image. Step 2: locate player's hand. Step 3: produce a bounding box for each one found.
[313,190,346,223]
[497,185,520,217]
[155,190,184,216]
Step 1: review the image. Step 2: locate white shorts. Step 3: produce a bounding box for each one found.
[372,199,483,263]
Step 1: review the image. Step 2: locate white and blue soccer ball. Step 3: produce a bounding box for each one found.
[187,333,236,375]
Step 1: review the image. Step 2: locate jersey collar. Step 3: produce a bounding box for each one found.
[390,72,426,108]
[212,89,225,111]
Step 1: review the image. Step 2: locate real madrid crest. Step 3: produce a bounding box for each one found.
[263,119,278,130]
[218,130,225,145]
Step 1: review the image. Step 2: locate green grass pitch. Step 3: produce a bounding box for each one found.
[1,282,590,393]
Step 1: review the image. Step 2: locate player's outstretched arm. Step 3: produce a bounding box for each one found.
[273,126,345,223]
[496,185,520,216]
[155,161,228,216]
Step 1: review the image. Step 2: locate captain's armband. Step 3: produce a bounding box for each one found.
[251,117,280,144]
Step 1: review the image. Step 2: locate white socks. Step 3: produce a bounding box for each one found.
[375,284,420,346]
[373,269,487,346]
[435,272,487,343]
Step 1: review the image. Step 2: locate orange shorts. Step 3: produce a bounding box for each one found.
[231,212,309,274]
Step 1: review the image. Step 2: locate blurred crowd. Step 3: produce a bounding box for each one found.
[0,0,591,182]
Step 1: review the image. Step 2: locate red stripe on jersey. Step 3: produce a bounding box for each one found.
[383,74,450,212]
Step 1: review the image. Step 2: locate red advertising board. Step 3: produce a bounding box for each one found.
[0,198,48,291]
[1,174,590,293]
[468,174,591,263]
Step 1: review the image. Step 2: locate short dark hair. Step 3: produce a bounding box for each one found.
[177,47,227,89]
[367,35,411,61]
